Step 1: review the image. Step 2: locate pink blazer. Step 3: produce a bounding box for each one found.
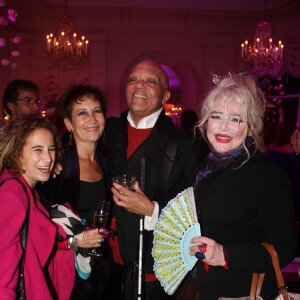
[0,170,74,299]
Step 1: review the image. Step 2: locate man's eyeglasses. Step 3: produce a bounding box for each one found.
[16,97,42,106]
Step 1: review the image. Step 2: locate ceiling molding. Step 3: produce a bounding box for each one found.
[43,0,297,12]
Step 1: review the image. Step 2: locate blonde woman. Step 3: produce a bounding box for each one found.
[189,74,297,299]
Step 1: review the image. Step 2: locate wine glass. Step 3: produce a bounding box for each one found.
[87,200,110,257]
[112,174,137,191]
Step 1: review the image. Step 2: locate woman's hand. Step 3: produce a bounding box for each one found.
[111,181,155,216]
[52,162,62,178]
[189,236,226,267]
[77,228,107,248]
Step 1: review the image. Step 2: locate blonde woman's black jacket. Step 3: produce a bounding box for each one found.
[194,149,298,300]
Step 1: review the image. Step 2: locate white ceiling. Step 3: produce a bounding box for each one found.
[44,0,297,12]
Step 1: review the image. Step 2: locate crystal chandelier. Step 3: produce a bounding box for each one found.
[241,21,283,78]
[46,0,89,70]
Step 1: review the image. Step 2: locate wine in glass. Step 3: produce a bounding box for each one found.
[87,200,110,257]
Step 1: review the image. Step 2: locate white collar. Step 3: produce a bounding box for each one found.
[127,108,163,129]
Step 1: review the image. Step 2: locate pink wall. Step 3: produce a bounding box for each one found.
[1,0,300,118]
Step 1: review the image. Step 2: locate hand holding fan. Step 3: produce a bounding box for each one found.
[152,187,201,295]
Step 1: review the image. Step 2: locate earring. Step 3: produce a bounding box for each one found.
[68,130,73,146]
[3,113,10,121]
[3,108,11,121]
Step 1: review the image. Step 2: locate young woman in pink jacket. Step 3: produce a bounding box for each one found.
[0,114,74,299]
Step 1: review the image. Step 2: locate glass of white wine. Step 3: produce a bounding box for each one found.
[87,200,110,257]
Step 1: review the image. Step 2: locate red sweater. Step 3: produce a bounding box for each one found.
[110,122,152,265]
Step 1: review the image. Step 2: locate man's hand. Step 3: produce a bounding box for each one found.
[112,181,155,216]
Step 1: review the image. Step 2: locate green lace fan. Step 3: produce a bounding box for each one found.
[152,187,201,295]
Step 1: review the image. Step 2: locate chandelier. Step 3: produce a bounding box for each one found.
[241,21,283,78]
[46,0,89,70]
[164,103,182,126]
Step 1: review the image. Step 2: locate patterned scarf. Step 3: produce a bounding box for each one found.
[194,137,254,187]
[51,204,92,280]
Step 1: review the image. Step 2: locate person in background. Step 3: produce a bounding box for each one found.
[290,128,300,257]
[44,100,66,137]
[39,84,113,300]
[2,79,41,119]
[291,128,300,154]
[263,106,284,153]
[189,74,297,299]
[0,114,73,299]
[180,108,198,131]
[267,123,300,221]
[102,59,206,300]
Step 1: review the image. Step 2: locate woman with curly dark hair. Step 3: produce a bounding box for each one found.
[40,84,113,300]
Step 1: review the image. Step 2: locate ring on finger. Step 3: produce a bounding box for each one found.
[198,243,207,253]
[195,251,205,260]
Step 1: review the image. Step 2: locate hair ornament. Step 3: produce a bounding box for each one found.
[211,70,248,85]
[211,73,221,85]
